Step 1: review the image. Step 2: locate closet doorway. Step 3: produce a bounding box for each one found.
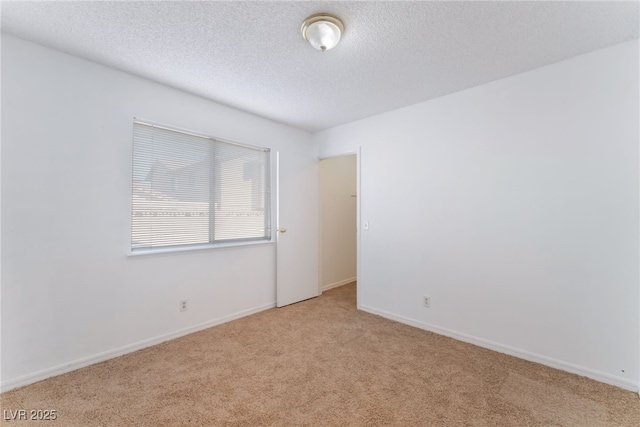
[319,154,358,298]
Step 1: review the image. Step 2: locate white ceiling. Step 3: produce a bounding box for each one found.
[1,1,638,132]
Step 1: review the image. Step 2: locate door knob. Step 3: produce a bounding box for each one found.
[278,227,287,233]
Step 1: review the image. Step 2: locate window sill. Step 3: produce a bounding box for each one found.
[127,239,275,257]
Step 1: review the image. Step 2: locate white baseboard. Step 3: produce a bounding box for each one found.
[359,304,638,392]
[322,277,357,292]
[1,302,276,393]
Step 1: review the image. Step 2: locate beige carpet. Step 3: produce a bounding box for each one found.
[1,283,639,426]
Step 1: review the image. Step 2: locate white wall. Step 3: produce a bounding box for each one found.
[319,155,357,290]
[1,34,317,390]
[315,40,640,391]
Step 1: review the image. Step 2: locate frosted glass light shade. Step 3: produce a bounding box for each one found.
[301,14,344,52]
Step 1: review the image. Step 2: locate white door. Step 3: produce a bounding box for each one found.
[276,151,319,307]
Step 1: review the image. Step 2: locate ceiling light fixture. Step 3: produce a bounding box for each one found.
[301,13,344,52]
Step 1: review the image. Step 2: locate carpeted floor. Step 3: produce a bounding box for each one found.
[1,283,639,426]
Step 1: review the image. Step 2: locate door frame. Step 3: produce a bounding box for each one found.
[318,148,362,310]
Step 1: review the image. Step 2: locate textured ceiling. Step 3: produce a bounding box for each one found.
[1,1,638,132]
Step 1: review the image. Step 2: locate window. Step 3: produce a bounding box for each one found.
[131,119,271,252]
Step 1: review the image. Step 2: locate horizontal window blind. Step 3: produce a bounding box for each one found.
[132,120,271,251]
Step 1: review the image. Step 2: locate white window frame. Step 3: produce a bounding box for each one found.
[130,118,273,255]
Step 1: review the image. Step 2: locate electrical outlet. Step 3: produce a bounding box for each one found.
[423,296,431,308]
[180,299,188,312]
